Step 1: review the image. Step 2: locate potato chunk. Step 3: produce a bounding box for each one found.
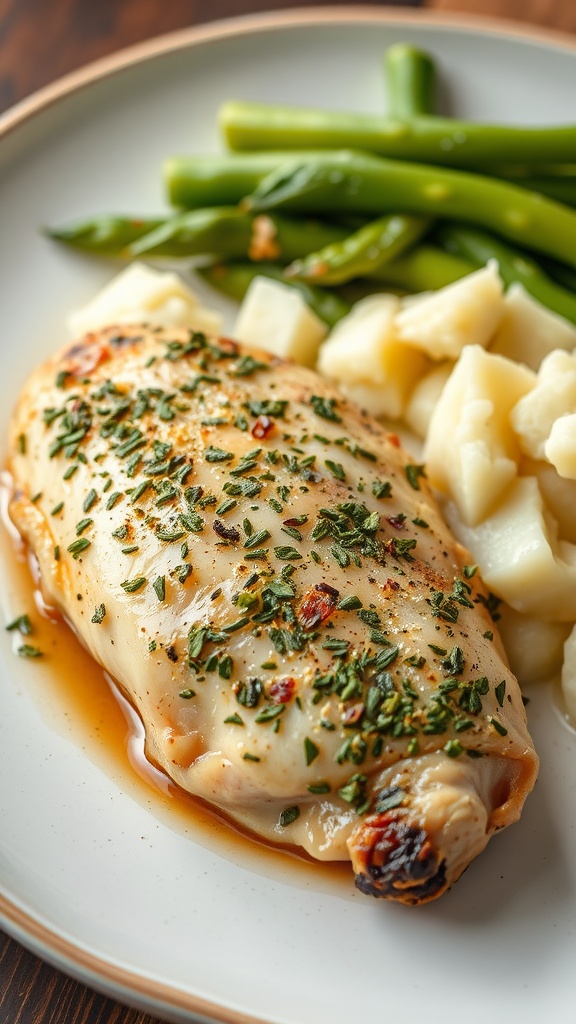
[511,349,576,460]
[544,413,576,479]
[497,604,570,685]
[233,276,327,366]
[444,476,576,621]
[394,262,504,360]
[489,283,576,370]
[317,294,430,419]
[424,346,535,526]
[68,262,222,336]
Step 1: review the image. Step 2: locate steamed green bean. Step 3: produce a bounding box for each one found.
[286,214,431,285]
[245,150,576,270]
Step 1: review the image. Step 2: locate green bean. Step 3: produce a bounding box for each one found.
[244,150,576,270]
[127,207,349,261]
[220,100,576,170]
[46,215,164,255]
[286,214,432,285]
[435,223,576,325]
[367,244,476,293]
[384,44,437,119]
[165,152,323,208]
[198,263,351,327]
[496,174,576,208]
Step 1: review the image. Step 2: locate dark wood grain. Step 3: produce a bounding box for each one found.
[426,0,576,33]
[0,0,572,1022]
[0,0,419,114]
[0,929,164,1024]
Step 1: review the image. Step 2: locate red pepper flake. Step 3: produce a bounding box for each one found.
[298,583,339,629]
[269,677,296,703]
[386,514,406,530]
[213,519,240,542]
[342,703,365,726]
[252,415,275,439]
[388,433,401,448]
[386,578,401,591]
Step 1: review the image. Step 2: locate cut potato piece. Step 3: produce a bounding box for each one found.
[317,293,430,419]
[394,261,504,360]
[511,349,576,460]
[544,412,576,479]
[497,603,570,685]
[233,276,327,367]
[404,362,454,439]
[444,476,576,621]
[489,283,576,370]
[68,262,222,336]
[521,457,576,544]
[424,345,535,526]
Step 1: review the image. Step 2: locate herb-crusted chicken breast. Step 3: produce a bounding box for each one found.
[8,323,538,904]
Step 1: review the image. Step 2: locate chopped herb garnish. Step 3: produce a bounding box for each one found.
[6,614,33,634]
[255,704,285,724]
[372,479,392,499]
[279,805,300,826]
[491,675,504,708]
[273,545,302,561]
[91,604,106,624]
[444,739,464,758]
[172,564,193,584]
[325,459,345,481]
[246,399,288,418]
[310,395,341,423]
[121,576,147,593]
[216,498,237,515]
[337,595,362,611]
[67,537,91,559]
[204,446,234,463]
[405,464,427,490]
[83,489,98,513]
[245,529,271,549]
[17,644,43,658]
[307,781,331,794]
[152,576,166,602]
[105,491,122,510]
[304,737,320,765]
[233,355,268,377]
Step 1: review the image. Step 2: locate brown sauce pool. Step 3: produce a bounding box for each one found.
[0,477,352,897]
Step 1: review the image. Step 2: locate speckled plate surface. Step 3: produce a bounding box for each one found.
[0,9,575,1023]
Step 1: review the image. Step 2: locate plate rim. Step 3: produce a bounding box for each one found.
[2,4,576,140]
[1,5,575,1021]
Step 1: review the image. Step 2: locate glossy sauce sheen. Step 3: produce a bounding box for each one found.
[0,483,351,894]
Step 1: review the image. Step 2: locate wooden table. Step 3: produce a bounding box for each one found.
[0,0,572,1022]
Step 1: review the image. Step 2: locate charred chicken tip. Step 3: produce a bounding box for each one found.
[350,814,447,905]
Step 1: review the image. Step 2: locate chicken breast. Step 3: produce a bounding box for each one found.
[8,323,538,904]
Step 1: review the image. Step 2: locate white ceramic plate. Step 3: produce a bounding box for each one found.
[1,8,576,1023]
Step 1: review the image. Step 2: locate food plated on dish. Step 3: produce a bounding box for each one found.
[3,14,576,1024]
[7,311,538,904]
